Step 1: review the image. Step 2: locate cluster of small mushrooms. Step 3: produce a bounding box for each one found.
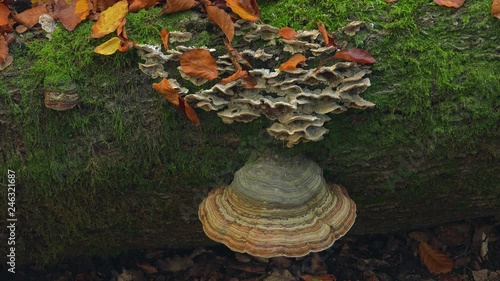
[198,154,356,258]
[135,19,374,147]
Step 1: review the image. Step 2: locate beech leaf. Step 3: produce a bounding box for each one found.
[206,5,234,42]
[279,27,297,40]
[220,69,249,84]
[12,5,48,28]
[160,28,169,51]
[91,0,128,38]
[300,274,337,281]
[493,0,500,19]
[94,37,121,55]
[54,0,90,31]
[279,54,307,71]
[161,0,196,15]
[152,78,200,124]
[434,0,465,8]
[128,0,158,13]
[419,242,454,274]
[317,22,338,48]
[333,48,376,64]
[0,3,10,27]
[0,35,8,63]
[226,0,260,22]
[179,48,218,80]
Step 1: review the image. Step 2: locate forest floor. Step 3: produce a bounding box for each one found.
[2,217,500,281]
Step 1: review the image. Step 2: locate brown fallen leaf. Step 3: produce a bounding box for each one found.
[279,54,306,70]
[419,242,454,274]
[223,40,252,70]
[91,0,128,38]
[206,5,234,42]
[0,34,8,63]
[54,0,90,31]
[0,3,10,27]
[179,49,218,81]
[12,4,48,28]
[153,78,200,124]
[128,0,158,13]
[317,22,338,49]
[160,28,169,51]
[301,274,337,281]
[493,0,500,19]
[434,0,465,8]
[220,69,249,84]
[333,48,377,64]
[226,0,260,22]
[161,0,196,14]
[279,27,297,40]
[136,262,158,274]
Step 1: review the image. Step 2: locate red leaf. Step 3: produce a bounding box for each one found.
[179,49,219,81]
[279,54,307,70]
[317,22,338,49]
[419,242,454,274]
[160,28,169,51]
[205,5,234,42]
[226,0,260,22]
[279,27,296,40]
[161,0,196,14]
[152,78,200,124]
[434,0,465,8]
[333,48,376,64]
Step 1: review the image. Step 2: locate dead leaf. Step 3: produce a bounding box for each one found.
[223,40,252,70]
[434,0,465,8]
[206,5,234,42]
[492,0,500,19]
[94,36,121,55]
[116,18,127,39]
[153,78,200,124]
[279,54,306,70]
[220,69,249,84]
[419,242,454,274]
[0,3,10,27]
[179,49,218,80]
[12,4,48,28]
[161,0,196,14]
[160,28,169,51]
[226,0,260,22]
[279,27,296,40]
[136,262,158,274]
[91,0,128,38]
[0,54,13,71]
[333,48,377,64]
[54,0,90,31]
[317,22,338,49]
[301,274,337,281]
[94,0,119,12]
[128,0,158,13]
[0,34,8,63]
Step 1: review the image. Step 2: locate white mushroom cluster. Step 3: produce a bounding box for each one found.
[135,20,374,147]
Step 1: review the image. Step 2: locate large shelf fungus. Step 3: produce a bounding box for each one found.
[135,18,374,147]
[198,154,356,258]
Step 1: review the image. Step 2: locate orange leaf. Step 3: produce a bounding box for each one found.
[128,0,158,13]
[179,48,218,80]
[12,5,48,28]
[224,40,252,70]
[94,36,121,55]
[206,5,234,42]
[434,0,465,8]
[279,54,307,71]
[333,48,376,64]
[152,78,200,124]
[419,242,454,274]
[94,0,119,12]
[161,0,196,14]
[317,22,338,48]
[116,18,127,39]
[279,27,297,40]
[226,0,260,22]
[160,28,169,51]
[220,69,249,84]
[301,274,337,281]
[91,0,128,38]
[0,35,8,63]
[152,78,180,106]
[493,0,500,19]
[0,3,10,27]
[54,0,90,31]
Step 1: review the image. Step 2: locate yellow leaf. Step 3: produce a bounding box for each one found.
[226,0,260,22]
[419,242,454,274]
[91,0,128,38]
[94,37,121,55]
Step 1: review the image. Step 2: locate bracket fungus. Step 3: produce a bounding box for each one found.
[198,155,356,258]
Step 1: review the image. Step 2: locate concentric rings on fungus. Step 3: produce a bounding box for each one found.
[198,155,356,258]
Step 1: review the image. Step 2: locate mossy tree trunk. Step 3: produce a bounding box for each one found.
[0,0,499,265]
